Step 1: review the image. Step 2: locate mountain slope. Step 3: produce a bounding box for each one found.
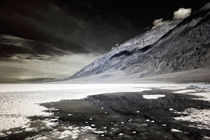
[70,4,210,81]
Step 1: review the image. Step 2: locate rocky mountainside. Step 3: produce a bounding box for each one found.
[70,4,210,80]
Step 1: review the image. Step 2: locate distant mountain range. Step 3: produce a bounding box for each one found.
[70,3,210,82]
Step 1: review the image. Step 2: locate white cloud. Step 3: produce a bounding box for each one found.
[152,8,192,28]
[0,53,99,82]
[173,8,192,19]
[152,18,169,28]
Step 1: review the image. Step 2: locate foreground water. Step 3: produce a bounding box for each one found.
[0,83,210,139]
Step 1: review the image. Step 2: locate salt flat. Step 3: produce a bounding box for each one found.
[0,83,210,139]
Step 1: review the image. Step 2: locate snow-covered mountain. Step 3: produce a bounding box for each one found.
[70,4,210,81]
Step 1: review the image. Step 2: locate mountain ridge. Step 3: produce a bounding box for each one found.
[70,4,210,82]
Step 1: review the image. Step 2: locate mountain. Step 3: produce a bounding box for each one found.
[70,3,210,82]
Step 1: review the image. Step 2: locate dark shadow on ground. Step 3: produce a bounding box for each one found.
[2,89,210,140]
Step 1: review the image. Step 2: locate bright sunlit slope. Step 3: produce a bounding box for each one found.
[69,3,210,83]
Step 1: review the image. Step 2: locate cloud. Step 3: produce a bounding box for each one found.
[0,53,99,82]
[152,8,192,28]
[173,8,192,19]
[152,18,169,28]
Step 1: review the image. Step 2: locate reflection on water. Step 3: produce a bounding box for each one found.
[0,84,152,132]
[0,83,210,139]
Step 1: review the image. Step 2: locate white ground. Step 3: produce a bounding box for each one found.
[0,83,210,138]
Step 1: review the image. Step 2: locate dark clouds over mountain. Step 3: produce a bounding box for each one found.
[0,0,208,54]
[0,0,208,82]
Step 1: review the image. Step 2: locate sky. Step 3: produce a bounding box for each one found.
[0,0,208,82]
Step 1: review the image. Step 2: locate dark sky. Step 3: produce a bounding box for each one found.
[0,0,208,54]
[0,0,208,81]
